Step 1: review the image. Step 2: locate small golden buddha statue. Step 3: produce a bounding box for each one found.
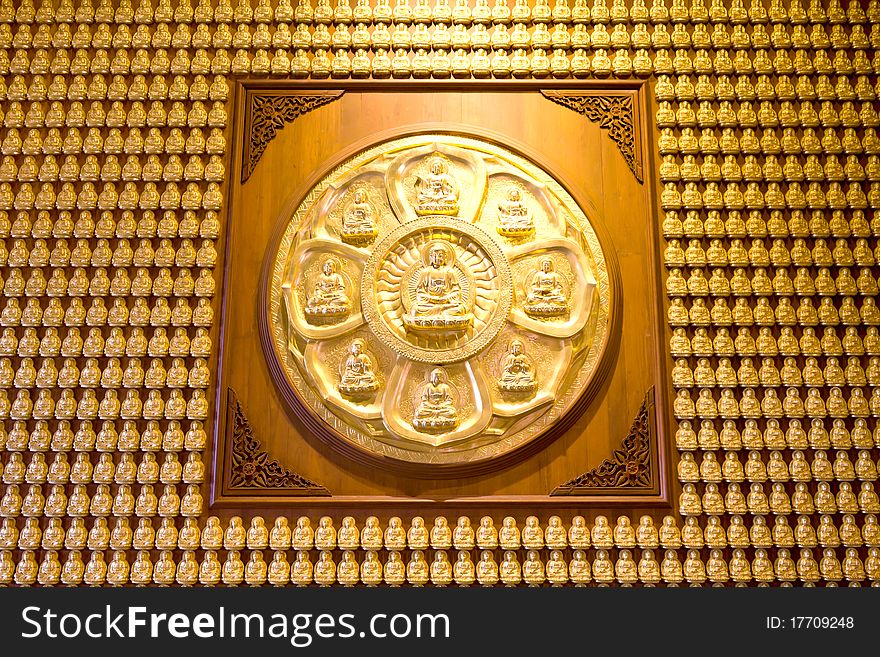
[635,516,659,549]
[247,517,269,550]
[468,517,497,551]
[412,368,459,433]
[307,516,333,551]
[429,550,453,586]
[304,258,351,324]
[497,339,538,394]
[337,551,359,586]
[430,516,452,549]
[359,516,382,551]
[588,549,612,585]
[450,550,474,586]
[220,550,244,586]
[223,516,246,550]
[492,550,519,587]
[451,516,475,550]
[523,257,569,318]
[486,517,515,551]
[338,338,379,397]
[289,517,312,551]
[337,516,359,550]
[681,517,704,550]
[495,186,534,238]
[407,516,428,549]
[404,242,471,332]
[405,550,429,586]
[558,549,588,587]
[340,189,378,245]
[591,515,614,549]
[539,515,564,549]
[289,552,313,586]
[521,515,543,549]
[360,551,383,586]
[415,156,459,216]
[384,552,405,586]
[614,516,636,548]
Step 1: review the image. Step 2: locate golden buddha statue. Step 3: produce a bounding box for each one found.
[469,517,496,550]
[380,551,403,586]
[613,516,636,549]
[406,550,429,586]
[247,517,269,550]
[412,368,459,433]
[288,551,312,586]
[404,516,427,549]
[860,482,880,513]
[451,550,475,586]
[468,550,497,587]
[404,242,471,332]
[336,516,358,550]
[308,516,333,551]
[523,257,569,318]
[430,550,453,586]
[541,516,565,549]
[337,338,379,397]
[304,258,351,324]
[497,339,538,393]
[358,516,381,551]
[635,515,659,549]
[336,550,359,586]
[863,515,880,546]
[590,515,613,549]
[290,516,314,551]
[562,549,588,586]
[451,516,474,550]
[340,189,378,245]
[590,549,613,585]
[496,186,534,238]
[311,551,335,586]
[415,156,459,216]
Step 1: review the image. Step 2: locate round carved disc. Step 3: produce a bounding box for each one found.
[265,133,613,473]
[361,216,513,364]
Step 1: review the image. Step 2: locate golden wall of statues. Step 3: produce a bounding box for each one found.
[1,0,880,586]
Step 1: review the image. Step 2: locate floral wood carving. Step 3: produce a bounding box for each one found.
[227,388,331,495]
[242,90,344,182]
[541,90,643,183]
[550,388,655,495]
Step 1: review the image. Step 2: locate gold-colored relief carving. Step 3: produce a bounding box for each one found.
[2,0,879,586]
[267,134,611,466]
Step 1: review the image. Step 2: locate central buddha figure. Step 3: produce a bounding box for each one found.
[498,339,538,393]
[340,189,378,245]
[415,156,459,216]
[496,187,534,238]
[304,257,351,324]
[337,338,379,397]
[412,367,459,433]
[403,242,472,332]
[523,257,569,318]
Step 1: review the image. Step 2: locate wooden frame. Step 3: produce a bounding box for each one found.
[210,78,674,510]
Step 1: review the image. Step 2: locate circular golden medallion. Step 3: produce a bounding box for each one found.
[361,216,513,364]
[265,133,613,473]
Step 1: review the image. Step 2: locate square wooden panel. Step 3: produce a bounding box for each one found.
[210,80,673,510]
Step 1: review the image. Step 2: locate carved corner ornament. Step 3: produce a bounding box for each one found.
[242,90,345,182]
[541,90,643,183]
[550,388,655,495]
[227,388,331,495]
